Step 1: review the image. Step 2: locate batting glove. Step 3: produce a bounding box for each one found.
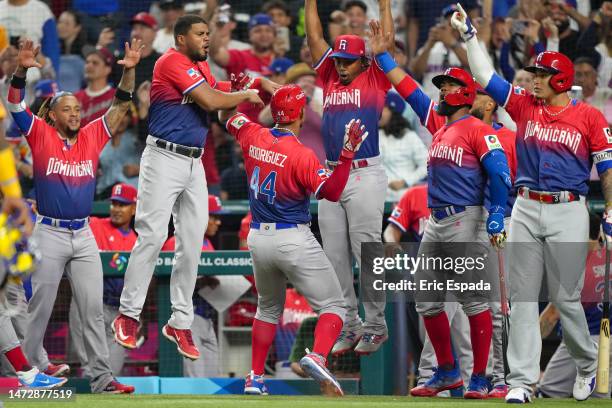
[230,73,255,92]
[450,3,477,41]
[341,119,369,160]
[603,209,612,249]
[487,207,506,249]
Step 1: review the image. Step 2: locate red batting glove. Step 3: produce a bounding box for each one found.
[340,119,369,160]
[230,72,255,92]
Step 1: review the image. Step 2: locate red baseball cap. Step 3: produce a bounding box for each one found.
[111,183,137,204]
[330,34,366,60]
[208,195,227,215]
[130,12,158,30]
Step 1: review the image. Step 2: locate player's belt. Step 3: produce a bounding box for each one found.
[153,138,203,158]
[518,187,580,204]
[431,205,466,221]
[38,216,88,230]
[250,222,298,230]
[326,155,381,170]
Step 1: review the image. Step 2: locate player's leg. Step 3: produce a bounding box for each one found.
[23,224,70,372]
[4,281,28,341]
[198,316,220,377]
[167,156,208,332]
[544,200,597,400]
[119,146,184,332]
[68,296,91,377]
[318,198,362,354]
[344,166,388,352]
[538,340,575,398]
[505,196,545,402]
[278,225,346,395]
[103,304,125,377]
[461,301,493,399]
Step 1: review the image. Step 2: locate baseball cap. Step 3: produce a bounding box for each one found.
[85,46,115,67]
[285,62,316,84]
[269,57,294,75]
[248,13,273,30]
[110,183,137,204]
[385,91,406,114]
[330,34,366,60]
[159,0,184,10]
[130,12,158,30]
[34,80,59,98]
[208,195,228,215]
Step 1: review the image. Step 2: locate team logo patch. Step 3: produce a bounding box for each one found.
[187,68,200,80]
[317,168,331,179]
[605,127,612,144]
[391,207,402,218]
[485,135,503,150]
[230,115,249,129]
[513,86,526,96]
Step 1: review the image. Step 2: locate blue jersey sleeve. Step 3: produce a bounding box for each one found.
[42,18,60,74]
[405,87,433,126]
[482,149,511,212]
[484,73,512,109]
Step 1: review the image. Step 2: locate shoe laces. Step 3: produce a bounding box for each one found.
[304,348,326,365]
[576,376,593,387]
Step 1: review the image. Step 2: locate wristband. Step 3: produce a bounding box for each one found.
[115,88,133,102]
[10,75,26,89]
[375,52,397,74]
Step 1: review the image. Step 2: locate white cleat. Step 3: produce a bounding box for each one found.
[331,327,364,355]
[505,387,532,403]
[572,374,595,401]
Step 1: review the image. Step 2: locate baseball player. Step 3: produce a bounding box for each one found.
[305,0,394,355]
[0,128,65,388]
[221,84,367,396]
[452,3,611,402]
[369,20,512,398]
[70,183,138,377]
[370,20,516,398]
[112,14,264,360]
[7,38,139,393]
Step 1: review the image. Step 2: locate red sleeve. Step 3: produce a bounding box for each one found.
[313,48,337,83]
[227,49,246,74]
[216,81,231,92]
[424,102,446,135]
[24,116,50,151]
[226,112,261,146]
[471,124,505,161]
[370,59,392,91]
[294,148,331,195]
[82,116,112,153]
[586,108,612,174]
[388,191,413,233]
[164,54,208,95]
[503,86,533,122]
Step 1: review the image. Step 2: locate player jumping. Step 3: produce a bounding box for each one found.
[451,3,611,403]
[221,84,368,396]
[304,0,393,356]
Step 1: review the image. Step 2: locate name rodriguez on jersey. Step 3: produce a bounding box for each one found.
[248,145,288,167]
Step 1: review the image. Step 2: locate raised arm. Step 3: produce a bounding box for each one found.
[208,12,232,67]
[305,0,331,65]
[104,39,144,135]
[379,0,395,53]
[7,40,40,135]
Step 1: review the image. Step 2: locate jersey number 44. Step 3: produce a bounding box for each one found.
[250,166,277,204]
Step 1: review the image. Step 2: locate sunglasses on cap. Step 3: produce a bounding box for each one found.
[49,91,75,108]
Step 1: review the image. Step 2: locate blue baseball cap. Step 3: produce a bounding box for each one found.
[269,57,295,75]
[248,13,273,30]
[385,91,406,114]
[34,80,59,98]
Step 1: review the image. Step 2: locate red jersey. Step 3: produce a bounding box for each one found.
[89,217,137,250]
[74,86,115,126]
[226,113,330,224]
[388,184,430,240]
[162,236,214,251]
[26,117,111,219]
[239,212,253,250]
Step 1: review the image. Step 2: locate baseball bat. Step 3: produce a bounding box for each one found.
[596,242,610,394]
[498,249,510,378]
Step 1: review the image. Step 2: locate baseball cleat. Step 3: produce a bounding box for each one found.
[410,365,463,397]
[464,374,491,399]
[331,327,364,356]
[572,374,595,401]
[112,314,139,349]
[489,384,509,398]
[18,368,67,388]
[162,324,200,360]
[244,370,269,395]
[101,379,135,394]
[505,387,532,403]
[354,332,388,355]
[299,349,344,396]
[43,362,70,377]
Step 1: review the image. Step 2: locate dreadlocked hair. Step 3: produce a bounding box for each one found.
[37,97,54,125]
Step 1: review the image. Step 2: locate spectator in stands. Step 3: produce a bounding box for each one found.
[268,57,294,85]
[210,13,276,122]
[162,195,226,377]
[153,0,185,54]
[379,92,428,202]
[576,1,612,94]
[544,0,581,61]
[513,68,534,92]
[57,10,87,56]
[262,0,303,61]
[72,0,120,46]
[96,109,141,199]
[70,183,139,377]
[75,47,115,126]
[328,0,368,42]
[573,57,612,123]
[0,0,60,74]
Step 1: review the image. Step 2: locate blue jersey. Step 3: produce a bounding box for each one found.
[315,48,391,161]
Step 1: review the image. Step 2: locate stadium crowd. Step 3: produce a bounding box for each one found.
[0,0,610,399]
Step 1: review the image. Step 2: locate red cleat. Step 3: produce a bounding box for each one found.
[488,384,509,398]
[162,324,200,360]
[112,314,139,349]
[102,379,135,394]
[43,363,70,377]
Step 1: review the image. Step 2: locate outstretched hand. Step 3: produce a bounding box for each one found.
[17,39,43,70]
[368,20,393,55]
[450,3,477,40]
[117,38,145,69]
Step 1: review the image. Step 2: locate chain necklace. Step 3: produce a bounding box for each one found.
[272,126,296,137]
[541,98,572,117]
